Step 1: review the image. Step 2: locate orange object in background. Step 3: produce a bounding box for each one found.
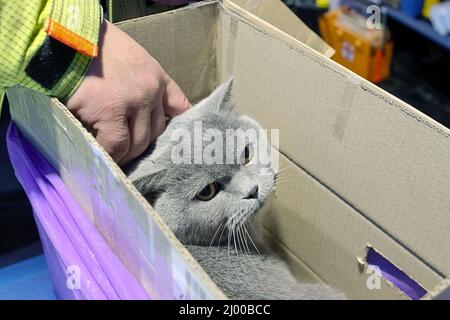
[319,9,394,83]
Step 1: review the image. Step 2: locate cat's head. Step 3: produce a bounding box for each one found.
[125,79,277,245]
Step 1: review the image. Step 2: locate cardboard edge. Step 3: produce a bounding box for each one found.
[114,0,218,27]
[224,0,335,57]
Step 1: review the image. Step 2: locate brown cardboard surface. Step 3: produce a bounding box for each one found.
[6,0,449,299]
[218,1,450,279]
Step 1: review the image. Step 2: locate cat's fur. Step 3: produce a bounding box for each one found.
[125,79,345,300]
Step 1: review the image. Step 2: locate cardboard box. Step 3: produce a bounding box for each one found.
[6,0,450,299]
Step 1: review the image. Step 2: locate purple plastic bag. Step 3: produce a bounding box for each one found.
[6,123,148,300]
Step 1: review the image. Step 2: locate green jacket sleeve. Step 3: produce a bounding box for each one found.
[0,0,103,113]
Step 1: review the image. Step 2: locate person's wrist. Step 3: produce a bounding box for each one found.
[64,19,107,103]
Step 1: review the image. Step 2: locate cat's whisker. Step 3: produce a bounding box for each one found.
[275,179,292,184]
[238,225,251,259]
[241,227,263,281]
[276,171,292,176]
[227,228,232,265]
[238,226,258,273]
[238,227,255,274]
[243,224,261,256]
[239,224,263,282]
[209,219,226,248]
[275,176,291,182]
[276,166,293,174]
[274,177,292,184]
[236,228,246,259]
[236,226,248,258]
[274,179,292,185]
[232,228,246,273]
[275,176,292,181]
[275,168,294,177]
[241,224,254,259]
[215,221,228,263]
[275,172,291,177]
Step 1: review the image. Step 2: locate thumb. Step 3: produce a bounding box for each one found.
[162,76,191,118]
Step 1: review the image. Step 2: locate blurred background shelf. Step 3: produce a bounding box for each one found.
[335,0,450,51]
[385,7,450,51]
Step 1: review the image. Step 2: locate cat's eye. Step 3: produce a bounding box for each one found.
[242,144,253,165]
[196,182,219,201]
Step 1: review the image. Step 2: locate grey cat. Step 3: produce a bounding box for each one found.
[125,79,345,300]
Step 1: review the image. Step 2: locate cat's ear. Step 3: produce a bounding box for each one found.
[124,152,165,188]
[130,163,166,204]
[197,78,234,114]
[215,77,234,113]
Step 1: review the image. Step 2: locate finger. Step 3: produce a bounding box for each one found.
[94,118,130,164]
[150,103,166,142]
[162,76,191,118]
[119,106,153,165]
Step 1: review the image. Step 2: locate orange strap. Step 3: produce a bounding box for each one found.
[45,19,98,58]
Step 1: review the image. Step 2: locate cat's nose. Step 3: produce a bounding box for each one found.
[244,185,259,199]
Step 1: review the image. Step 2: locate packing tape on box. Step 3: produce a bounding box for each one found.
[226,16,239,75]
[333,76,359,141]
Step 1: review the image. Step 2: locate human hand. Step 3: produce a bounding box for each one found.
[66,20,190,165]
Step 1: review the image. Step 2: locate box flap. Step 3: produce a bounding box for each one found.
[225,0,334,57]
